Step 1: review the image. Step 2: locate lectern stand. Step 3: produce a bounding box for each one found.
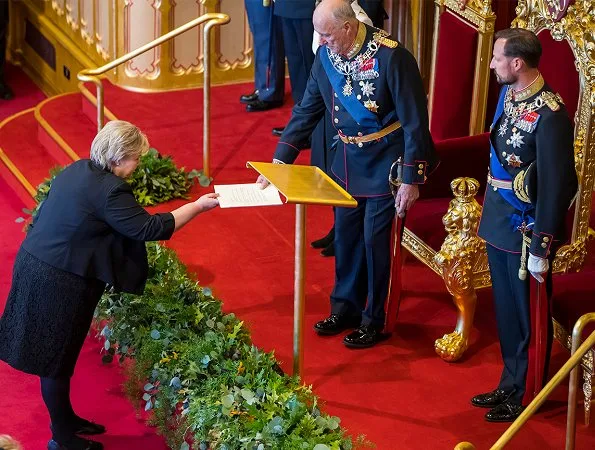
[247,162,357,378]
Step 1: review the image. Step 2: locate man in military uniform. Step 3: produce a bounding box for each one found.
[257,0,436,348]
[472,28,577,422]
[241,0,285,111]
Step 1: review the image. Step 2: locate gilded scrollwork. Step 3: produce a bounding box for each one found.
[513,0,595,275]
[440,0,495,31]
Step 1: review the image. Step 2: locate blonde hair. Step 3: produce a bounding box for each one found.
[0,435,22,450]
[90,120,149,170]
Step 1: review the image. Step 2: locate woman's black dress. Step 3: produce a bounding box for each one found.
[0,248,105,378]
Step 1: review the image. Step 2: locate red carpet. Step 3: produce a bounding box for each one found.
[1,74,595,449]
[0,64,46,122]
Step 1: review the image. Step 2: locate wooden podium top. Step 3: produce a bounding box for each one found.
[247,162,357,207]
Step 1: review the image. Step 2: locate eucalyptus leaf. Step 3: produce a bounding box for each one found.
[15,217,25,223]
[150,329,161,340]
[142,393,152,401]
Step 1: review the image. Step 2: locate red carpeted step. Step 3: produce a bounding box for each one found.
[37,93,97,160]
[81,80,298,181]
[0,110,63,192]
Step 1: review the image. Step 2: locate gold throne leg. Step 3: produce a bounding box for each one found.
[433,177,487,362]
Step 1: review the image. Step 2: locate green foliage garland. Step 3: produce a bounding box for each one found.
[129,148,211,206]
[95,244,372,449]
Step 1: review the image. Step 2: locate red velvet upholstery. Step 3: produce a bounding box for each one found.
[430,11,478,141]
[407,133,490,251]
[537,30,579,121]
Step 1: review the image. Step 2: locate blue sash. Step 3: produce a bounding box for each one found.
[489,88,535,229]
[319,48,382,131]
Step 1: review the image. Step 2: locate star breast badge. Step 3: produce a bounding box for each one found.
[364,99,379,112]
[506,131,525,149]
[505,153,523,168]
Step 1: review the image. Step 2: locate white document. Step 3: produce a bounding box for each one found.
[214,183,283,208]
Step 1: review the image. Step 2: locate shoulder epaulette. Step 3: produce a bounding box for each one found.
[373,31,398,48]
[541,91,563,111]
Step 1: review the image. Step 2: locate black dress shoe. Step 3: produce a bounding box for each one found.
[471,389,512,408]
[312,228,335,249]
[51,420,106,436]
[485,401,524,423]
[246,100,282,112]
[313,314,361,336]
[240,90,258,104]
[48,437,103,450]
[0,81,14,100]
[343,325,390,349]
[74,421,106,436]
[321,242,335,257]
[272,126,285,137]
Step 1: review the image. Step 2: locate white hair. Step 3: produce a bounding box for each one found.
[90,120,149,170]
[0,435,22,450]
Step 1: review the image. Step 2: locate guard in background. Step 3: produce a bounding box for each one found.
[257,0,436,348]
[0,0,14,100]
[241,0,285,112]
[271,0,316,137]
[472,28,577,422]
[358,0,387,29]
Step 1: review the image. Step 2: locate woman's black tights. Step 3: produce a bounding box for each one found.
[40,376,76,442]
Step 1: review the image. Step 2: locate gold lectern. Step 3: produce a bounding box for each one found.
[247,162,357,378]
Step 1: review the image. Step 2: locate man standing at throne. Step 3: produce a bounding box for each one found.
[472,28,578,422]
[257,0,436,348]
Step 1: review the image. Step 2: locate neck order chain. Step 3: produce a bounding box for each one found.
[326,30,386,96]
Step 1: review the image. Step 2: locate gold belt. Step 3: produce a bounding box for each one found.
[339,121,402,145]
[487,173,512,190]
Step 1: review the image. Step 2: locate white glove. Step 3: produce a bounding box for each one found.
[528,254,549,283]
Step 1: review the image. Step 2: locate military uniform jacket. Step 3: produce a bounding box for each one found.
[478,76,578,258]
[273,23,436,196]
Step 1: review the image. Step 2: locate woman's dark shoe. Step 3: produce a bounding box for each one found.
[51,418,106,436]
[74,419,106,435]
[48,436,103,450]
[311,227,335,249]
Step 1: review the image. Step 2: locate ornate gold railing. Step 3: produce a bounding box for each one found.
[455,313,595,450]
[77,13,231,179]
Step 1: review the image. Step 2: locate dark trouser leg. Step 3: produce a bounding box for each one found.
[487,244,552,405]
[280,17,314,104]
[331,199,367,320]
[40,376,76,442]
[362,195,395,328]
[245,0,285,103]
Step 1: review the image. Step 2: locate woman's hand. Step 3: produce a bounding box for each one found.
[195,193,220,213]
